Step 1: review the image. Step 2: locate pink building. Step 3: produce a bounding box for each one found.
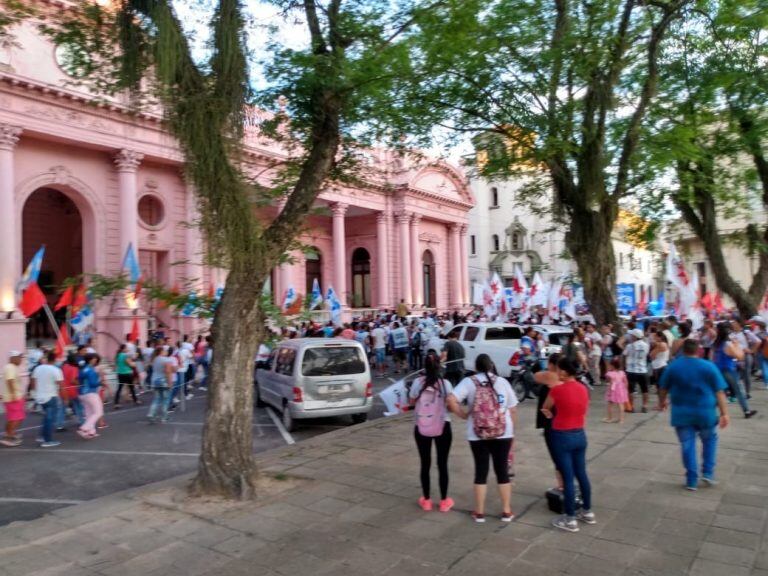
[0,7,473,358]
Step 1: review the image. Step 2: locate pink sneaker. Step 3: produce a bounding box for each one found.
[439,498,454,513]
[418,497,433,511]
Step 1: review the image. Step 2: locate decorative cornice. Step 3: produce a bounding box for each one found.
[114,149,144,172]
[0,124,22,151]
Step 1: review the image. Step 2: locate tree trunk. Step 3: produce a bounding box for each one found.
[192,266,264,499]
[564,202,620,328]
[674,161,759,319]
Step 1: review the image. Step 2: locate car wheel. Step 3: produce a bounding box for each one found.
[281,403,295,432]
[351,413,368,425]
[254,382,266,408]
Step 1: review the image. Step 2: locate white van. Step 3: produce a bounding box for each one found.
[254,338,373,432]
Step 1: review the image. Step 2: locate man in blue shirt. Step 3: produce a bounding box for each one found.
[658,339,730,491]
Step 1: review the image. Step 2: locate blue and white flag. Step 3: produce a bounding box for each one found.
[310,278,323,310]
[282,285,297,311]
[121,242,141,284]
[18,246,45,291]
[181,291,198,317]
[70,305,94,333]
[326,286,342,325]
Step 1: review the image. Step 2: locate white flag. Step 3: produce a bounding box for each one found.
[310,278,323,310]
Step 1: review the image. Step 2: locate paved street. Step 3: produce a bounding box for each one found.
[0,386,766,575]
[0,376,395,527]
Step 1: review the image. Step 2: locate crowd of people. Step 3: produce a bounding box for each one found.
[0,333,212,448]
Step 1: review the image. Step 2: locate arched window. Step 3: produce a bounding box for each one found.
[305,247,322,299]
[351,248,371,307]
[492,234,500,252]
[511,232,521,251]
[491,186,499,207]
[422,250,436,308]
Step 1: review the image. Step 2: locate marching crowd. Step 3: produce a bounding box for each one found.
[0,333,213,448]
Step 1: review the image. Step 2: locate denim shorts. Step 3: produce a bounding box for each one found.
[375,348,386,364]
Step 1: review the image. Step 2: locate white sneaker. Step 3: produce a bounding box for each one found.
[552,515,579,532]
[185,394,194,400]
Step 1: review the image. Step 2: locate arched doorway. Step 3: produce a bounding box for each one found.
[422,250,436,308]
[351,248,371,308]
[305,247,322,298]
[22,187,83,339]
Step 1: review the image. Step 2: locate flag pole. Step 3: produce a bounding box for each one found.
[42,302,64,350]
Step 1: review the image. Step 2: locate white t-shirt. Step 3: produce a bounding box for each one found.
[32,364,64,404]
[176,347,191,373]
[371,327,387,350]
[586,332,603,357]
[409,377,454,422]
[452,373,518,441]
[623,340,649,374]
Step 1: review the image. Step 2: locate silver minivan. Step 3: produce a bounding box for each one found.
[254,338,373,432]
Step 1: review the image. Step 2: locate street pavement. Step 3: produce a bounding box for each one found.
[0,384,766,575]
[0,374,396,527]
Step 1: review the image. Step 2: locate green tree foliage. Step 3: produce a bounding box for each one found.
[43,0,423,498]
[398,0,693,325]
[642,0,768,317]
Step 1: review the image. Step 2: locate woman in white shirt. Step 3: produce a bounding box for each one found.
[447,354,518,523]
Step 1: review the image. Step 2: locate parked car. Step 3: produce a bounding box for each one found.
[532,325,573,357]
[254,338,373,432]
[425,323,523,378]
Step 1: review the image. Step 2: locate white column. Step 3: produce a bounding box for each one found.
[450,223,462,307]
[376,212,390,308]
[460,224,469,305]
[114,149,144,270]
[0,125,21,312]
[397,212,412,304]
[410,213,422,307]
[331,202,348,306]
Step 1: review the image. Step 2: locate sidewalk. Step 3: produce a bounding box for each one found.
[1,389,767,576]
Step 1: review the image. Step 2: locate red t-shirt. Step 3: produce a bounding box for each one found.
[549,380,589,430]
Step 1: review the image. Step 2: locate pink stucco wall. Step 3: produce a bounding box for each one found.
[0,12,473,359]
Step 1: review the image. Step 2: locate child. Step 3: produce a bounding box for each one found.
[603,357,628,423]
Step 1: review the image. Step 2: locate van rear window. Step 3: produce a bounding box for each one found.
[302,347,367,376]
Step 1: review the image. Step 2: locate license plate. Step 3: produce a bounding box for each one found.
[321,384,351,394]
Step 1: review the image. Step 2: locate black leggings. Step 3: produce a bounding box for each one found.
[470,438,513,485]
[414,423,452,500]
[114,373,138,405]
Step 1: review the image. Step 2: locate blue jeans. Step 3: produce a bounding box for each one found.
[760,354,768,387]
[148,385,170,421]
[550,429,592,517]
[41,397,60,442]
[55,397,84,428]
[721,369,749,413]
[675,424,718,486]
[166,373,186,409]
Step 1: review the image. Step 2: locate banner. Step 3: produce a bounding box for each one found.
[616,283,636,313]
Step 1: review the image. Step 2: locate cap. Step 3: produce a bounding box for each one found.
[8,350,21,358]
[750,315,766,326]
[630,329,645,339]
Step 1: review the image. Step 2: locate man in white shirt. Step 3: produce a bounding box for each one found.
[30,351,64,448]
[371,324,388,377]
[623,329,650,413]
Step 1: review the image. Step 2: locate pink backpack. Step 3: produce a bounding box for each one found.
[415,379,447,437]
[471,375,506,439]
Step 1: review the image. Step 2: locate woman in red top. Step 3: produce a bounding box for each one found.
[57,354,83,430]
[541,357,594,533]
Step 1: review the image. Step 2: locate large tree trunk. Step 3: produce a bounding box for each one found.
[192,266,264,498]
[674,161,759,319]
[565,201,620,328]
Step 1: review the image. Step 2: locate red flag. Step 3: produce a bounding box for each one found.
[285,294,303,316]
[55,323,71,358]
[171,282,180,296]
[128,316,140,343]
[19,283,47,317]
[54,286,73,311]
[714,292,725,314]
[72,284,88,312]
[207,283,215,299]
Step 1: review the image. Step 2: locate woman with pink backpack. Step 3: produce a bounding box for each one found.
[409,352,455,513]
[447,354,518,523]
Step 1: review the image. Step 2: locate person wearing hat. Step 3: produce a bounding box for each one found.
[623,328,650,413]
[1,351,26,447]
